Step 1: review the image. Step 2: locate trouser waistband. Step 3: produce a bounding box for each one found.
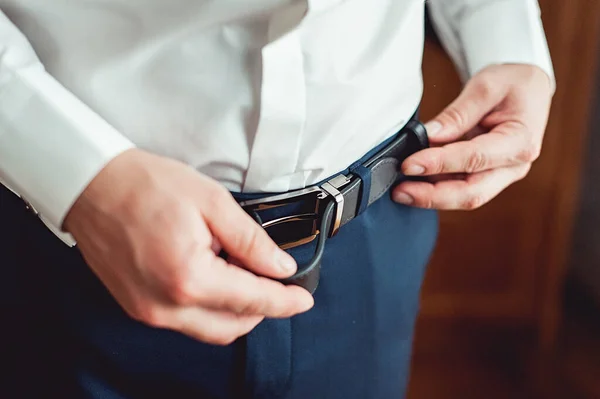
[233,117,429,294]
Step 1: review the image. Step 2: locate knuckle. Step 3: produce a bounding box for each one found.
[204,184,232,212]
[213,184,232,202]
[155,246,205,306]
[233,314,262,337]
[228,289,267,315]
[128,303,166,329]
[463,194,486,210]
[166,278,199,305]
[238,300,265,315]
[415,196,434,209]
[471,79,495,101]
[233,225,264,255]
[429,155,446,175]
[516,142,541,163]
[516,164,533,181]
[442,105,468,129]
[464,150,487,174]
[208,332,238,346]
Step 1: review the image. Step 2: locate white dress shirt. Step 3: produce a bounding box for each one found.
[0,0,554,245]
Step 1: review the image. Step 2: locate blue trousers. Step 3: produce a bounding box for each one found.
[1,151,438,399]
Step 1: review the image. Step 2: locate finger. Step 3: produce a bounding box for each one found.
[401,127,538,176]
[199,255,314,318]
[425,73,509,144]
[392,164,530,210]
[172,306,264,346]
[202,189,298,279]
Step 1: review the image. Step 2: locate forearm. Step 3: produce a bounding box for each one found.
[0,9,134,245]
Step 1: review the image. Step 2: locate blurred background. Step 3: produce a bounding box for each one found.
[406,2,600,398]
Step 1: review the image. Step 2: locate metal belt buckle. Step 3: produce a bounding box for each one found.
[239,174,350,250]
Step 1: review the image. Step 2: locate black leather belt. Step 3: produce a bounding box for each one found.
[239,120,429,294]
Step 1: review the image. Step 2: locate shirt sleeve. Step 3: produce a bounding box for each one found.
[0,10,135,246]
[427,0,556,92]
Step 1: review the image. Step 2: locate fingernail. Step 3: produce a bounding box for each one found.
[276,250,297,273]
[425,121,442,137]
[404,164,425,175]
[393,192,414,205]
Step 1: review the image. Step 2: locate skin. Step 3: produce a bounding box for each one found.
[63,63,552,345]
[394,64,553,209]
[63,150,314,346]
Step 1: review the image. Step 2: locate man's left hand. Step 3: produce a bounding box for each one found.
[393,64,553,210]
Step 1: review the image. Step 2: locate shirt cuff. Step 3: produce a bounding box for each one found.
[457,0,555,93]
[0,65,135,246]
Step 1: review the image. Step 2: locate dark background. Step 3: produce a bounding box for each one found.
[407,2,600,398]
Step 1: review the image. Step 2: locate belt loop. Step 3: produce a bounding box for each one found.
[349,163,371,216]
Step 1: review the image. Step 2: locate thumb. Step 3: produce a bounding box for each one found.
[204,192,298,279]
[426,76,508,144]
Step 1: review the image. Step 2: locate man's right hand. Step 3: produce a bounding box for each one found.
[63,149,314,345]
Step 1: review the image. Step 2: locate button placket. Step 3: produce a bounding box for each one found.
[242,2,309,193]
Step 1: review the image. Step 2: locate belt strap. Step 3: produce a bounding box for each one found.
[241,120,429,294]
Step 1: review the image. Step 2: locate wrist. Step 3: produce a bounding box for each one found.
[502,63,554,94]
[63,148,143,234]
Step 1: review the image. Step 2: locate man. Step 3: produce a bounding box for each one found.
[0,0,554,398]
